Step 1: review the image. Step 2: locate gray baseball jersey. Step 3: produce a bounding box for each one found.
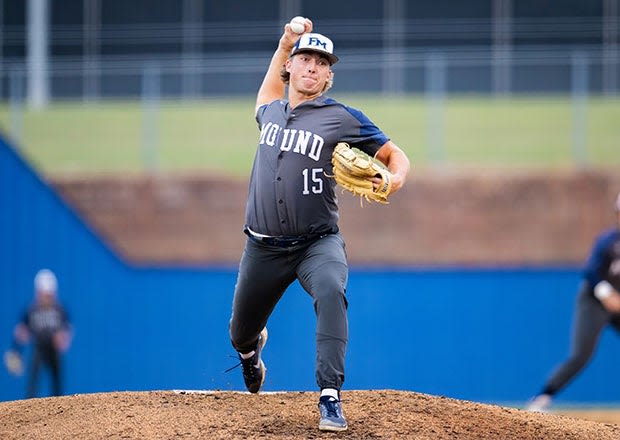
[245,95,389,237]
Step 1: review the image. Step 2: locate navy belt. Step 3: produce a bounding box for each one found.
[245,229,330,248]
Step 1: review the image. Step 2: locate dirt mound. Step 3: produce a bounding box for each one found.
[1,390,618,439]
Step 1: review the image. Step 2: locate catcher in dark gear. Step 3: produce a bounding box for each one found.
[228,17,410,432]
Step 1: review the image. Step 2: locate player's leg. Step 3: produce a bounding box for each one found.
[609,314,620,333]
[230,239,295,352]
[544,287,608,392]
[27,348,43,399]
[296,233,349,431]
[229,238,296,392]
[527,285,609,411]
[49,348,62,396]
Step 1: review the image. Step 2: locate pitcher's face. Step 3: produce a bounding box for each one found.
[286,52,332,96]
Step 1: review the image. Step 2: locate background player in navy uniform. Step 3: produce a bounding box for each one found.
[228,17,410,431]
[5,269,72,398]
[526,192,620,412]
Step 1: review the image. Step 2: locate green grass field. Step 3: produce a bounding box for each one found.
[0,95,618,176]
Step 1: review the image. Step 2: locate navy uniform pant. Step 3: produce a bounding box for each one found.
[544,283,620,395]
[229,232,348,391]
[28,343,62,398]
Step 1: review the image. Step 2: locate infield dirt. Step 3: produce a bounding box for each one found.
[1,389,619,439]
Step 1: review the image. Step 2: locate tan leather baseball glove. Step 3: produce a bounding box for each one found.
[330,142,392,204]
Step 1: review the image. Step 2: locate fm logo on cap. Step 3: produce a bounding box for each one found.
[307,36,327,50]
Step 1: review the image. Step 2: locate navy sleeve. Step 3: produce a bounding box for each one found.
[11,310,30,350]
[583,230,615,287]
[337,104,389,157]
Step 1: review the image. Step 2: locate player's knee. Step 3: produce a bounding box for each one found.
[312,270,347,305]
[572,352,593,368]
[314,289,346,308]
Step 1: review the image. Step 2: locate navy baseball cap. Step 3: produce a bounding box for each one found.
[290,33,339,65]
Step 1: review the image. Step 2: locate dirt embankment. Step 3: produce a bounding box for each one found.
[52,168,620,266]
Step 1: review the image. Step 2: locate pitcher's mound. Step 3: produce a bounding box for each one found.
[1,389,619,439]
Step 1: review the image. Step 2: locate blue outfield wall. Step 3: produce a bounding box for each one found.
[1,133,619,405]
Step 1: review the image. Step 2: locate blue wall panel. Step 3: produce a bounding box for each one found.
[1,134,615,406]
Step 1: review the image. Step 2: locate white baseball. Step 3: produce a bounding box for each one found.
[290,16,306,34]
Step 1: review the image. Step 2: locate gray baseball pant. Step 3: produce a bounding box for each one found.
[229,232,349,391]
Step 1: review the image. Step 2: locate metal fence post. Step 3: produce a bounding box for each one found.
[571,51,588,166]
[425,53,446,164]
[382,0,406,96]
[141,62,161,172]
[9,67,24,144]
[27,0,50,109]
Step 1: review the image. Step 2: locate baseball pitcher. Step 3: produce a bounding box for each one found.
[227,17,410,432]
